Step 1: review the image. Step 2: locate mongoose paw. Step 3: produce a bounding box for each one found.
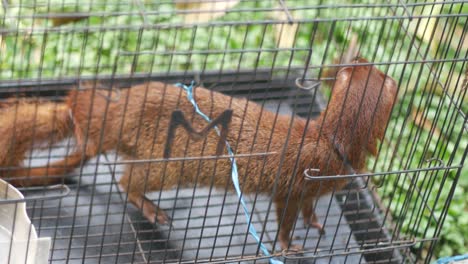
[289,244,303,252]
[155,210,172,226]
[281,243,303,253]
[140,198,171,226]
[304,219,325,235]
[279,238,303,252]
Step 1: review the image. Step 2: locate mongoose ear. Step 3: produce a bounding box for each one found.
[352,57,368,64]
[383,77,397,98]
[337,67,352,82]
[333,67,353,92]
[333,67,353,94]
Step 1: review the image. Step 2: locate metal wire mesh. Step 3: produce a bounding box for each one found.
[0,1,466,264]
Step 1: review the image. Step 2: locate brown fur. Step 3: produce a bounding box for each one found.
[0,100,84,186]
[0,58,397,250]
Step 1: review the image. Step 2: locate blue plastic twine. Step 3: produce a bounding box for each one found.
[176,82,283,264]
[435,254,468,264]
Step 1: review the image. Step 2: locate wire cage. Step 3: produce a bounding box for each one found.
[0,1,466,263]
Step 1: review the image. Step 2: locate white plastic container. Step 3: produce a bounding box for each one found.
[0,179,51,264]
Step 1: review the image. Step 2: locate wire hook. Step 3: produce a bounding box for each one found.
[1,184,71,204]
[425,157,445,167]
[303,168,320,180]
[295,78,320,90]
